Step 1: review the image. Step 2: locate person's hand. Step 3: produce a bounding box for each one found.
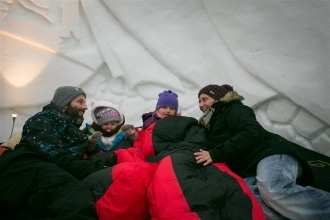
[194,149,213,166]
[87,131,102,151]
[121,124,138,141]
[90,131,102,144]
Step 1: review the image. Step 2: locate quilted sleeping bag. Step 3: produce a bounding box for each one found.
[96,116,265,220]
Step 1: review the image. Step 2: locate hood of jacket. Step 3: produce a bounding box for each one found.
[90,100,124,125]
[220,90,244,102]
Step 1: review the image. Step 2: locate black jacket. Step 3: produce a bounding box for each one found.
[206,98,313,186]
[0,147,98,220]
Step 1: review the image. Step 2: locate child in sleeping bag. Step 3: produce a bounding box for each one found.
[141,90,180,130]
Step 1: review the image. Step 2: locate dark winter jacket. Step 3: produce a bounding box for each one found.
[206,94,313,186]
[15,103,117,179]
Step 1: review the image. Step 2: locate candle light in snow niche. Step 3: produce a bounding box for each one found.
[9,114,18,138]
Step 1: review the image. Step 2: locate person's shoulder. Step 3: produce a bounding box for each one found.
[227,99,249,108]
[222,101,253,117]
[142,111,154,121]
[142,111,153,117]
[26,104,65,124]
[231,101,253,111]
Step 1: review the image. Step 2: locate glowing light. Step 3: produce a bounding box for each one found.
[9,114,17,138]
[0,30,57,87]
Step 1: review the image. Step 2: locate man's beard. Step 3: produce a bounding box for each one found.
[65,105,84,120]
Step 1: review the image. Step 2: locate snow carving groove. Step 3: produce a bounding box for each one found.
[0,0,329,158]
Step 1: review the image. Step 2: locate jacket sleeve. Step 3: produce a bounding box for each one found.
[50,150,117,179]
[19,113,117,179]
[209,105,265,163]
[20,113,86,158]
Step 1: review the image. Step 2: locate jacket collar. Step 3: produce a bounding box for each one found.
[43,103,83,128]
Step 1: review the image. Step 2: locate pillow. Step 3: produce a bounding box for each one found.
[2,132,22,149]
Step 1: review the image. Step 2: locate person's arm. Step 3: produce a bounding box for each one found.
[121,124,138,141]
[21,113,76,157]
[49,149,117,179]
[21,113,116,179]
[209,105,265,163]
[86,131,103,152]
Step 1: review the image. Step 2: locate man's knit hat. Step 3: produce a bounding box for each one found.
[156,90,178,110]
[52,86,86,110]
[198,84,233,100]
[91,101,124,126]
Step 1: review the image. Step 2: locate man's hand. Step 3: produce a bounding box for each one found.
[194,149,213,166]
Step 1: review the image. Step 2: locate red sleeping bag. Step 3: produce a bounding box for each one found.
[95,116,265,220]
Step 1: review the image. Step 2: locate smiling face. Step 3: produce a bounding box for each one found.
[198,93,215,113]
[157,106,177,118]
[64,94,87,120]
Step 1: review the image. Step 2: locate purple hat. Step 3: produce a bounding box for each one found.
[156,90,178,110]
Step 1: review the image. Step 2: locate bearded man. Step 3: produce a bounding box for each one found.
[0,86,117,220]
[15,86,117,178]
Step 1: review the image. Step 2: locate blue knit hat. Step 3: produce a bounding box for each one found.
[52,86,86,110]
[156,90,178,110]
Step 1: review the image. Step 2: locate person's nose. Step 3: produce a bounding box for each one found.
[199,102,205,111]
